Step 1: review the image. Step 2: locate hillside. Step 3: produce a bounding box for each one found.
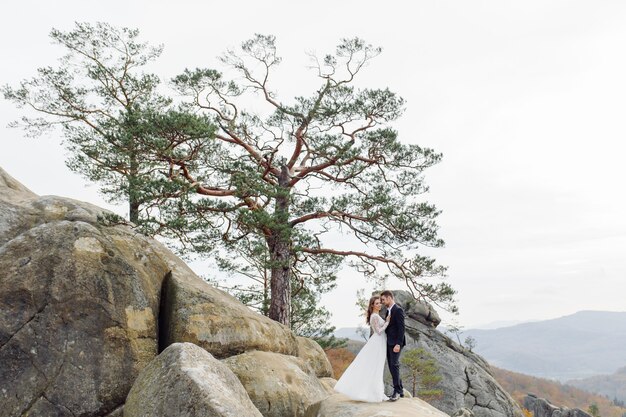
[568,366,626,403]
[462,311,626,380]
[325,347,357,379]
[491,366,626,417]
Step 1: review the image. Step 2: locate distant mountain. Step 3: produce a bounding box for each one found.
[462,310,626,381]
[567,366,626,403]
[333,326,368,341]
[491,365,626,417]
[468,319,534,330]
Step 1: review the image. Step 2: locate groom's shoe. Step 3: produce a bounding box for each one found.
[388,392,400,402]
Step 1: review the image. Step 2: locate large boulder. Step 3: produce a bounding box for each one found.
[305,394,450,417]
[159,265,299,359]
[0,169,169,417]
[124,342,262,417]
[224,350,331,417]
[296,336,334,378]
[390,290,442,328]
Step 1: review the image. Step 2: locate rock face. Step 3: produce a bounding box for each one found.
[523,394,592,417]
[381,291,523,417]
[0,167,333,417]
[124,342,262,417]
[224,350,331,417]
[0,170,169,417]
[305,394,450,417]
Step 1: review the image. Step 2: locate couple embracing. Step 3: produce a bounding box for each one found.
[334,290,406,402]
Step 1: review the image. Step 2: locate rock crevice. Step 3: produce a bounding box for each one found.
[157,272,173,353]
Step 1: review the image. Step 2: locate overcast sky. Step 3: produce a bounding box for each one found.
[2,0,625,329]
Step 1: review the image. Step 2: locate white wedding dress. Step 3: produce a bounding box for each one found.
[334,313,389,402]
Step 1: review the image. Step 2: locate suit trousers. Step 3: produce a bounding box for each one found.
[386,344,403,395]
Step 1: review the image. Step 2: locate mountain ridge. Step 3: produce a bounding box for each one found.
[460,310,626,380]
[567,366,626,403]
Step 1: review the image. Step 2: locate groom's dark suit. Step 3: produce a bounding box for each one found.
[384,303,406,397]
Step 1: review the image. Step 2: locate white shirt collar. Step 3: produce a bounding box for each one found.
[388,303,395,311]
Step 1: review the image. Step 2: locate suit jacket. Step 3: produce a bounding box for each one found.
[384,304,406,347]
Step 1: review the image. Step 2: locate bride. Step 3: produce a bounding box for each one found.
[334,296,391,402]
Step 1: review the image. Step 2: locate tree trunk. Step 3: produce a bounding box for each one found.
[128,147,140,224]
[262,268,270,316]
[268,234,291,326]
[267,165,292,326]
[129,197,140,224]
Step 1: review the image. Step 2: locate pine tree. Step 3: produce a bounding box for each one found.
[401,347,443,400]
[155,35,455,325]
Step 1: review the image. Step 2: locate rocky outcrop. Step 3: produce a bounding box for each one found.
[0,167,333,417]
[224,350,331,417]
[297,336,334,378]
[159,267,298,359]
[392,290,442,328]
[523,394,592,417]
[305,394,450,417]
[2,166,522,417]
[380,291,523,417]
[124,342,262,417]
[0,170,169,417]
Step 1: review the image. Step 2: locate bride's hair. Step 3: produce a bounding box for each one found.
[366,296,380,324]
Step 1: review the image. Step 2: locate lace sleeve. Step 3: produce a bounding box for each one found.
[370,314,389,335]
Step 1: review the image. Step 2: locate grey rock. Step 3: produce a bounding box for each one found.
[453,408,475,417]
[124,342,262,417]
[105,405,125,417]
[523,395,592,417]
[390,290,442,328]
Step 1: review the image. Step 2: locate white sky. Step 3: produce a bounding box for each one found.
[2,0,626,329]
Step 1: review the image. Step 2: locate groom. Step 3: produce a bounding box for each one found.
[380,290,406,401]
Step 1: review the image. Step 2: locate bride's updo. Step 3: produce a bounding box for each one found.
[366,296,379,324]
